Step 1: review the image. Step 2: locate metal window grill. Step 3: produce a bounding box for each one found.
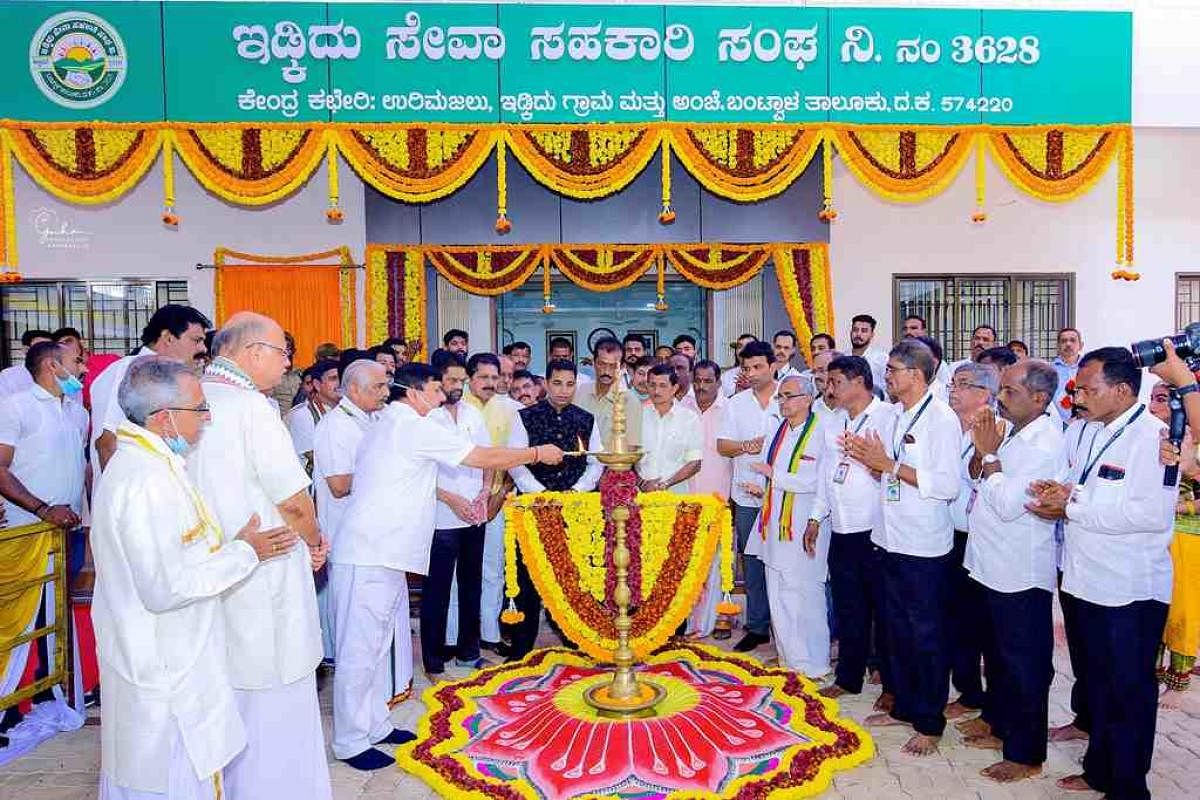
[894,274,1072,361]
[1176,274,1200,331]
[0,280,189,367]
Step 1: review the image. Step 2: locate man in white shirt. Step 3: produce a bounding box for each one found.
[186,312,332,800]
[637,364,702,494]
[720,334,759,397]
[286,359,341,475]
[1026,348,1175,800]
[844,339,961,756]
[332,362,564,770]
[716,341,780,652]
[772,329,802,383]
[577,337,642,449]
[848,314,889,391]
[90,304,211,474]
[425,352,492,676]
[683,360,733,639]
[944,362,999,721]
[955,359,1064,783]
[807,355,896,700]
[0,329,52,398]
[311,360,390,667]
[91,356,296,799]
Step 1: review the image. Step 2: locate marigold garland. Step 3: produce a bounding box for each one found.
[658,137,675,225]
[819,133,837,222]
[972,135,987,223]
[7,123,162,205]
[169,124,326,207]
[325,139,342,223]
[494,136,511,235]
[1,133,18,270]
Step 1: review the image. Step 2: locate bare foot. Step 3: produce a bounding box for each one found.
[819,684,849,699]
[902,733,939,755]
[873,692,895,712]
[964,734,1003,750]
[955,717,991,738]
[868,669,882,685]
[1048,722,1088,742]
[1056,774,1094,792]
[1160,688,1189,710]
[982,761,1042,783]
[944,699,977,720]
[864,712,910,728]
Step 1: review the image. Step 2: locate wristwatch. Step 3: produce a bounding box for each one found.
[1178,382,1200,398]
[981,453,1000,466]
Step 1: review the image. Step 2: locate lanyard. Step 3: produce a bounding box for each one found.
[891,395,933,461]
[845,412,871,435]
[1078,405,1144,486]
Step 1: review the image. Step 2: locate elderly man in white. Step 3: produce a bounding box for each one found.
[311,360,390,669]
[637,363,702,494]
[331,362,565,771]
[745,375,831,677]
[187,312,331,800]
[91,356,297,799]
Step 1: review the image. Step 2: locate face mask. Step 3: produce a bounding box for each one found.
[56,374,83,395]
[163,410,193,456]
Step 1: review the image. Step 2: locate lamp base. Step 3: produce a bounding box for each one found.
[584,677,668,719]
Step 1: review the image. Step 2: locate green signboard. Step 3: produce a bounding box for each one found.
[1,2,1132,125]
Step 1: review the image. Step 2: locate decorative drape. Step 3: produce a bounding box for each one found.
[0,123,1136,278]
[0,523,52,692]
[214,246,357,366]
[364,242,834,359]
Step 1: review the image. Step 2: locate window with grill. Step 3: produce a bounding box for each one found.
[1176,274,1200,331]
[0,280,191,367]
[893,274,1073,362]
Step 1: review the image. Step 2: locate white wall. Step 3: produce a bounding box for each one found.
[12,152,367,330]
[829,126,1199,349]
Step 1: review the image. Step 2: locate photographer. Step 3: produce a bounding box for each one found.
[1148,338,1200,442]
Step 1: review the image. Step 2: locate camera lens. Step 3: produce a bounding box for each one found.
[1130,337,1165,368]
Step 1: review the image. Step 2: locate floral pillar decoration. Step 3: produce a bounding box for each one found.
[325,137,343,223]
[494,137,511,234]
[658,138,675,224]
[1114,130,1137,280]
[972,134,987,223]
[161,136,179,227]
[819,132,837,222]
[541,258,554,313]
[655,252,668,311]
[0,132,18,277]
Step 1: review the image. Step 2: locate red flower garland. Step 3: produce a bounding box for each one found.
[600,470,642,609]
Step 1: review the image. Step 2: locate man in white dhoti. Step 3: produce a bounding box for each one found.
[331,362,564,770]
[90,305,211,473]
[91,356,298,799]
[311,359,390,667]
[186,312,332,800]
[745,375,831,677]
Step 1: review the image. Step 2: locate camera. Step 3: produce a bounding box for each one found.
[1130,322,1200,369]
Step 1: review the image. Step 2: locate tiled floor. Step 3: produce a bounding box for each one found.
[3,601,1199,799]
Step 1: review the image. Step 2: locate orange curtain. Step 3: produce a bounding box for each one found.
[217,265,343,369]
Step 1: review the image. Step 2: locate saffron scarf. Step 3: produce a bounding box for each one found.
[759,413,818,542]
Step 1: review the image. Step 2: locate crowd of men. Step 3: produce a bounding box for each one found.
[0,305,1192,800]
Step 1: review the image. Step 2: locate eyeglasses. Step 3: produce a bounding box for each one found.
[775,392,807,401]
[949,381,987,391]
[248,341,289,356]
[884,364,913,375]
[159,403,210,414]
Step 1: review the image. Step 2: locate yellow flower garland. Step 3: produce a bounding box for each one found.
[1,133,17,270]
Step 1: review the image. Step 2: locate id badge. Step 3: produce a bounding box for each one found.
[966,488,978,514]
[833,461,850,484]
[885,475,901,502]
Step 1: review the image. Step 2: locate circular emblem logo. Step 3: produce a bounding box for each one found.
[29,12,127,109]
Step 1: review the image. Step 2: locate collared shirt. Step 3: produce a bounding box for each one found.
[871,390,961,557]
[0,383,88,527]
[637,400,702,493]
[431,401,491,529]
[0,363,32,398]
[812,397,896,534]
[857,346,890,393]
[576,385,643,449]
[507,404,603,493]
[334,402,474,574]
[931,361,952,403]
[91,423,258,793]
[720,367,743,398]
[1061,404,1176,606]
[965,412,1064,593]
[950,428,975,532]
[464,389,522,446]
[312,396,374,546]
[89,346,155,479]
[187,379,320,690]
[775,363,802,383]
[284,399,331,460]
[681,392,732,499]
[1052,356,1080,422]
[717,386,780,508]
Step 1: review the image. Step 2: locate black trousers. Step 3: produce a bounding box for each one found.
[828,530,890,694]
[949,530,986,709]
[1077,598,1168,800]
[882,549,952,737]
[420,525,485,671]
[1059,582,1091,732]
[510,548,543,659]
[978,584,1054,766]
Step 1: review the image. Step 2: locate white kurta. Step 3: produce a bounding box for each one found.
[637,401,703,493]
[187,379,329,800]
[91,423,259,794]
[746,414,831,676]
